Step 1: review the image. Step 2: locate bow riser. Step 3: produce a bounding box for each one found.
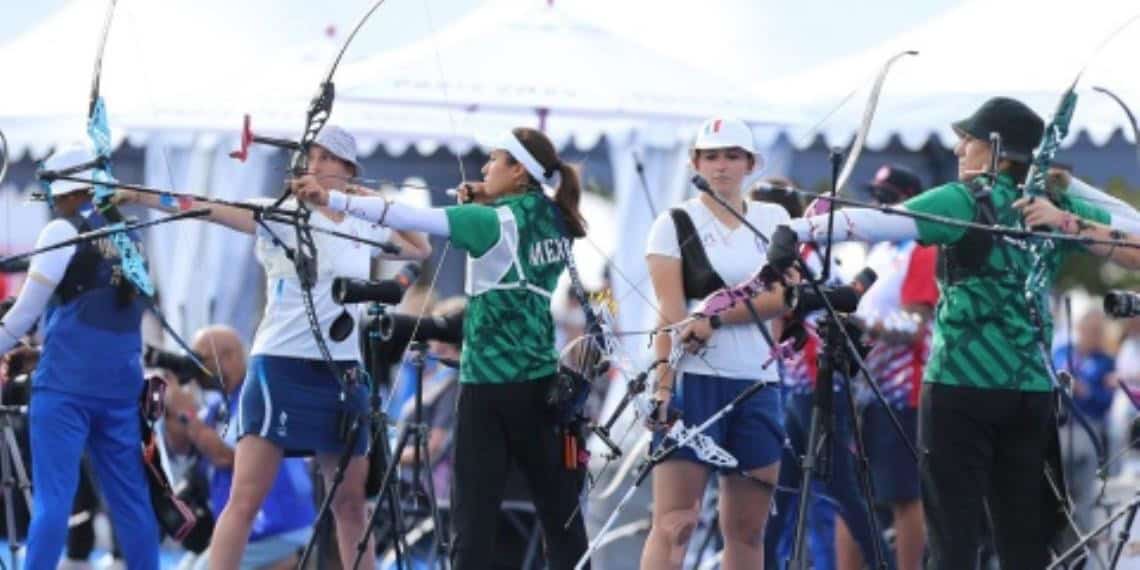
[1025,90,1079,200]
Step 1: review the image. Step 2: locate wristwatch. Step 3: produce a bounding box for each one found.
[708,314,723,330]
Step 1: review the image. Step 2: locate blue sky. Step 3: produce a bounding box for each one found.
[0,0,959,79]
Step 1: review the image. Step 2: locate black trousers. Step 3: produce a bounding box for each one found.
[450,377,588,570]
[920,383,1055,570]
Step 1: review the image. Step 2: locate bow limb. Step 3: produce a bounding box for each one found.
[278,0,389,389]
[832,50,918,194]
[52,0,219,384]
[0,128,9,188]
[1093,85,1140,168]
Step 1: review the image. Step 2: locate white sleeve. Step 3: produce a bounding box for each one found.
[788,208,919,243]
[645,210,680,258]
[1066,177,1140,234]
[1,220,78,352]
[29,220,78,284]
[0,278,55,352]
[327,191,450,237]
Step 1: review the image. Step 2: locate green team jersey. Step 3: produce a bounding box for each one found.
[903,174,1109,391]
[445,189,570,384]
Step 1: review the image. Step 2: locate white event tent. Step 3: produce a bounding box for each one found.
[0,0,796,349]
[757,0,1140,153]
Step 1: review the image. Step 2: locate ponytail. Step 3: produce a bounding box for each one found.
[511,127,587,238]
[552,161,586,238]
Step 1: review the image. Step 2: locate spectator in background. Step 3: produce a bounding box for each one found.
[1054,309,1117,437]
[850,164,935,570]
[1052,308,1117,531]
[1111,317,1140,476]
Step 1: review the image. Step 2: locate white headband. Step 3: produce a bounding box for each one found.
[487,131,562,191]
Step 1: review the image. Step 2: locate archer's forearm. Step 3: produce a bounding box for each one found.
[718,289,787,325]
[132,192,255,235]
[1069,219,1140,269]
[789,208,920,243]
[327,191,451,237]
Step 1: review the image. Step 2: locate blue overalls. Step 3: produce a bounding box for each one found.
[25,211,159,569]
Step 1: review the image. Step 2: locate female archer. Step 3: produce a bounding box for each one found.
[293,127,592,570]
[763,96,1140,568]
[118,125,430,568]
[0,144,161,569]
[641,117,792,569]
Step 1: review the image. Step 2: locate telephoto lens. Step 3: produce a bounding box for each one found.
[1104,290,1140,319]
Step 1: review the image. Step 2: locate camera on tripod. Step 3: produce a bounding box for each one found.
[784,268,877,317]
[1104,290,1140,319]
[332,263,421,305]
[360,308,466,371]
[380,311,464,347]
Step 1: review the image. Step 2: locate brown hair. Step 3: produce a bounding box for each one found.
[510,127,587,238]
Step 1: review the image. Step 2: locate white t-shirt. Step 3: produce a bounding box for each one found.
[250,199,392,361]
[646,197,790,381]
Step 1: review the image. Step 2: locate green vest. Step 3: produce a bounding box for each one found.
[905,175,1109,391]
[445,190,569,384]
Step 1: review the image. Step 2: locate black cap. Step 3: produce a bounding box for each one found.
[864,164,922,204]
[952,97,1044,162]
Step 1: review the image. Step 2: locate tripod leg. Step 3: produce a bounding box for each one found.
[840,380,889,570]
[361,416,408,570]
[354,428,417,570]
[383,446,408,570]
[373,418,408,569]
[412,425,449,567]
[2,424,21,569]
[788,403,828,570]
[4,427,31,507]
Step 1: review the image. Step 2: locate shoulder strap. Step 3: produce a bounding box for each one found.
[938,182,999,284]
[670,208,726,300]
[54,216,101,304]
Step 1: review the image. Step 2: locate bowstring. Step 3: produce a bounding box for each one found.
[123,1,232,427]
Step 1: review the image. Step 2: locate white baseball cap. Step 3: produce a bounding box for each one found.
[312,125,360,174]
[693,117,756,153]
[41,143,102,197]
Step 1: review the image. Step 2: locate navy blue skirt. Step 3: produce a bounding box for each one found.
[238,355,369,457]
[652,372,784,472]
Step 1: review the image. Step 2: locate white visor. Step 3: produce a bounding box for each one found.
[477,131,561,191]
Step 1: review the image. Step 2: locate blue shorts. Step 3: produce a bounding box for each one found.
[239,355,369,457]
[652,373,783,472]
[863,402,920,504]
